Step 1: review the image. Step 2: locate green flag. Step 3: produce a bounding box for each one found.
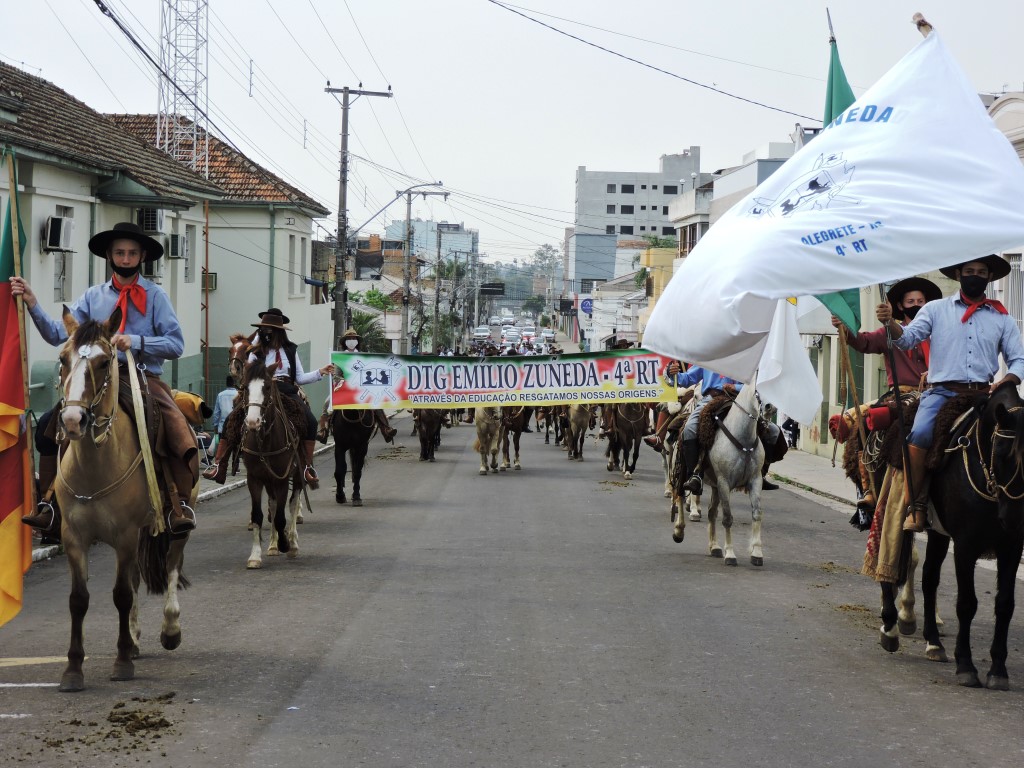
[813,36,861,331]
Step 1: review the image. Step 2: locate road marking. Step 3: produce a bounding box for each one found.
[1,713,33,717]
[0,683,60,687]
[0,656,73,669]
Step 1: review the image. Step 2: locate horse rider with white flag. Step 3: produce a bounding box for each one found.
[830,276,941,519]
[879,255,1024,532]
[10,222,199,535]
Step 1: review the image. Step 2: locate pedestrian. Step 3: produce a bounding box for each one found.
[880,254,1024,532]
[11,221,198,534]
[211,375,239,448]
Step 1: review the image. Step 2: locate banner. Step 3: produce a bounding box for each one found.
[643,32,1024,424]
[329,349,676,409]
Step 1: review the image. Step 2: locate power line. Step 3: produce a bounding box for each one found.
[43,0,127,111]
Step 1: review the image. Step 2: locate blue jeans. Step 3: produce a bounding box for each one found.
[908,386,960,449]
[683,394,713,441]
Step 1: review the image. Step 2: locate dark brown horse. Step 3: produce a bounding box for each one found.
[499,406,528,470]
[605,402,646,479]
[417,409,443,462]
[54,308,191,691]
[331,408,375,505]
[238,356,304,569]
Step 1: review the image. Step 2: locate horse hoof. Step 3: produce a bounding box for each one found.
[986,674,1010,691]
[663,489,671,498]
[898,618,917,636]
[336,494,347,504]
[287,548,298,559]
[623,471,632,480]
[429,457,436,463]
[514,464,521,471]
[267,547,280,557]
[491,468,499,474]
[606,462,613,472]
[672,532,684,544]
[296,515,304,525]
[419,457,426,462]
[925,644,949,663]
[879,630,900,653]
[500,466,507,472]
[110,661,134,681]
[479,468,488,475]
[277,538,290,554]
[724,556,737,566]
[247,521,255,531]
[352,498,363,507]
[247,559,262,569]
[750,556,763,567]
[957,671,983,688]
[689,511,701,522]
[161,631,182,651]
[710,548,723,559]
[59,672,85,693]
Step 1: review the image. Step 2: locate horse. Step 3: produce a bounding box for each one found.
[227,332,250,385]
[605,402,646,479]
[566,403,596,461]
[499,406,528,470]
[658,399,703,520]
[238,356,304,569]
[671,378,766,566]
[916,383,1024,689]
[53,308,192,692]
[417,409,443,461]
[331,408,375,505]
[473,406,501,475]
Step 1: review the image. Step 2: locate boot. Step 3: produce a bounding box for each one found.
[644,434,663,452]
[375,411,397,443]
[903,444,930,533]
[316,410,332,444]
[681,439,703,494]
[303,440,320,489]
[856,451,876,509]
[202,439,230,484]
[23,453,62,538]
[167,500,197,534]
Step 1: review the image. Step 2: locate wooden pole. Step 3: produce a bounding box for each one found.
[5,150,37,507]
[912,12,933,38]
[837,324,876,500]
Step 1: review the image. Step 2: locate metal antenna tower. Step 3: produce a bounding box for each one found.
[156,0,209,177]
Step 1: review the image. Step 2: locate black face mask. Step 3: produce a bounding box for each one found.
[258,332,272,344]
[112,264,141,279]
[959,275,988,298]
[902,305,922,320]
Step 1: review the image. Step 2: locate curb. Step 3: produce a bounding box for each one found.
[767,471,855,508]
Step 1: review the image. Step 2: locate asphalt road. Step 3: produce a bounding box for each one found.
[3,416,1024,767]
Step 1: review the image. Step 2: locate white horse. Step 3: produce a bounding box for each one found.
[567,403,595,460]
[473,407,501,475]
[665,437,703,520]
[672,376,766,566]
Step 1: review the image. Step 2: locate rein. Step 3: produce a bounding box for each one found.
[240,375,300,482]
[60,339,118,444]
[713,392,760,473]
[946,406,1024,502]
[339,408,374,427]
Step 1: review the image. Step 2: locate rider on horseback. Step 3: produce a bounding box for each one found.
[831,276,941,521]
[317,327,398,443]
[12,222,199,535]
[881,255,1024,532]
[204,308,332,489]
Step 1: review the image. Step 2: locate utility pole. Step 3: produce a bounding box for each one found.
[433,226,442,352]
[400,188,448,353]
[325,84,392,345]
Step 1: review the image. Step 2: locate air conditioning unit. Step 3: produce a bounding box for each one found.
[136,207,165,234]
[202,272,218,291]
[168,233,189,260]
[141,256,163,281]
[42,216,73,252]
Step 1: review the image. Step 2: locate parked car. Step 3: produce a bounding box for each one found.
[541,329,556,342]
[472,325,492,341]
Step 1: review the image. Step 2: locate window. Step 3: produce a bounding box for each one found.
[621,184,635,194]
[605,225,615,234]
[641,184,647,190]
[662,185,678,195]
[183,224,196,284]
[620,205,634,215]
[606,183,616,193]
[662,226,676,236]
[288,234,298,294]
[640,226,646,231]
[619,225,634,235]
[53,205,73,302]
[640,206,646,211]
[652,185,658,190]
[662,206,668,215]
[606,204,615,214]
[300,237,308,296]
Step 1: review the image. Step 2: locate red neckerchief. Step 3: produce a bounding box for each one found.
[960,291,1008,323]
[111,274,146,332]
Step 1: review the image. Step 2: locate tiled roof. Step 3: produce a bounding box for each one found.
[108,114,329,216]
[0,62,222,203]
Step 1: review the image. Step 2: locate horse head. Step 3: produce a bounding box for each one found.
[984,381,1024,532]
[228,332,252,384]
[58,306,120,441]
[240,353,273,431]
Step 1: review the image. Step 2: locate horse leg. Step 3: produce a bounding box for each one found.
[688,493,702,522]
[748,479,764,567]
[672,488,687,543]
[335,445,348,504]
[479,445,489,475]
[286,484,300,558]
[897,544,919,636]
[500,426,510,471]
[624,436,640,479]
[60,540,89,692]
[706,487,723,559]
[985,536,1024,690]
[952,545,982,687]
[879,582,901,652]
[110,549,136,681]
[718,480,737,566]
[159,536,186,651]
[351,445,366,505]
[921,531,950,662]
[247,480,265,569]
[128,566,142,659]
[273,482,291,556]
[513,430,521,470]
[490,440,499,473]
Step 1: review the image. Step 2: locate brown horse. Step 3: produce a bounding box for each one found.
[332,408,375,505]
[416,409,443,462]
[605,402,646,479]
[474,406,501,474]
[499,406,528,471]
[238,355,304,569]
[566,403,596,461]
[54,308,192,692]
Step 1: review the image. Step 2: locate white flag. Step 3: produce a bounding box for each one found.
[643,33,1024,424]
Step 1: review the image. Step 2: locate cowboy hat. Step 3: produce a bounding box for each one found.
[88,222,164,262]
[939,254,1011,282]
[886,276,942,320]
[251,307,291,329]
[340,328,361,339]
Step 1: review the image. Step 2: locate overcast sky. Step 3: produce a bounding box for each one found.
[3,1,1022,266]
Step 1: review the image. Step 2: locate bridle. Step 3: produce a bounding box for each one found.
[59,339,118,445]
[239,369,299,481]
[948,404,1024,502]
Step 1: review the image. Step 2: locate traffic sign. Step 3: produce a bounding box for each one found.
[580,298,593,315]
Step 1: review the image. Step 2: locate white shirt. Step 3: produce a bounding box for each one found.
[248,342,323,386]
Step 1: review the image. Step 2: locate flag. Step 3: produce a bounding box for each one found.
[0,154,33,629]
[814,34,860,331]
[642,32,1024,424]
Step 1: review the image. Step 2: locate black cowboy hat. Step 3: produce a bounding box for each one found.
[886,276,942,320]
[88,222,164,262]
[939,254,1011,282]
[252,307,291,330]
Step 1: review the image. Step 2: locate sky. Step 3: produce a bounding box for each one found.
[2,0,1022,268]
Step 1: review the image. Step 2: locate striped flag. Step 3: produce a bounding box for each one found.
[0,153,33,628]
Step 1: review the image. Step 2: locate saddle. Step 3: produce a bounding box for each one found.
[223,382,307,475]
[695,394,786,461]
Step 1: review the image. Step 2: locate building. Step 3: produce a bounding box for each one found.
[383,218,478,267]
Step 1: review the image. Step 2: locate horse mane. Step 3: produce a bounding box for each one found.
[242,355,269,388]
[70,319,109,347]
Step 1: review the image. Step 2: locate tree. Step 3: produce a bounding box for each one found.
[364,287,396,312]
[522,294,545,317]
[530,244,561,283]
[350,311,389,352]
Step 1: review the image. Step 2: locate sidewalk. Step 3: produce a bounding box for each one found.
[767,448,855,509]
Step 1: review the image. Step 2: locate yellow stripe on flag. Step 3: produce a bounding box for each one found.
[0,436,33,629]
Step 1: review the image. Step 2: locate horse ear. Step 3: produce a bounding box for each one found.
[107,306,123,335]
[61,305,78,336]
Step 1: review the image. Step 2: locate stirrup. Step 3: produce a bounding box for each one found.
[304,465,320,489]
[168,502,197,534]
[22,501,57,531]
[202,462,220,480]
[682,474,703,494]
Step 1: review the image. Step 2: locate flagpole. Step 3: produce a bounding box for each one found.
[5,150,37,508]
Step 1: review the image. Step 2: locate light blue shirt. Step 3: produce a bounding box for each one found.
[894,292,1024,383]
[27,275,184,376]
[671,365,743,394]
[212,387,238,433]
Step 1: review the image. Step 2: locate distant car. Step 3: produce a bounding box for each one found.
[489,316,501,326]
[541,329,555,341]
[472,325,492,341]
[501,317,516,327]
[520,326,536,341]
[503,331,521,344]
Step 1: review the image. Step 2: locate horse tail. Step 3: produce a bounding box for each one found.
[138,529,192,594]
